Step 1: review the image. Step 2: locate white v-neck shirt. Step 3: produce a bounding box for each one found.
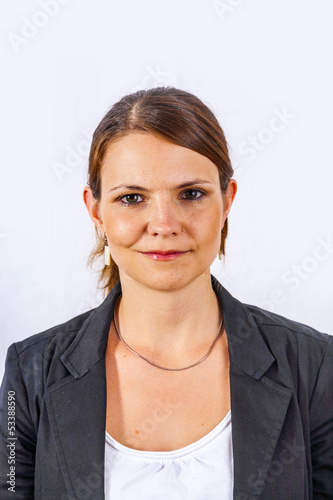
[104,411,233,499]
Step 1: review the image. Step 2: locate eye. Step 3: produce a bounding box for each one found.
[181,189,206,201]
[119,193,144,205]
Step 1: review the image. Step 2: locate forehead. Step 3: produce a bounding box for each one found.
[101,133,220,185]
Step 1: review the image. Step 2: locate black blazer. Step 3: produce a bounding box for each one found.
[0,276,332,499]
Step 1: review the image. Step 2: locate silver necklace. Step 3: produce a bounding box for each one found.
[113,303,224,371]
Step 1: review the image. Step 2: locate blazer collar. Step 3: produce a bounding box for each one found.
[61,275,275,381]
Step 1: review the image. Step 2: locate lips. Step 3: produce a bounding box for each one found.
[139,250,189,261]
[144,250,185,254]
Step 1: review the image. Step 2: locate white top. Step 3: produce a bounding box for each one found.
[104,411,233,500]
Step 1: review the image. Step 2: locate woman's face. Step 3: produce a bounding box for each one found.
[84,132,236,291]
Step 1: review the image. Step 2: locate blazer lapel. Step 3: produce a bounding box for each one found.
[212,277,293,499]
[44,282,122,500]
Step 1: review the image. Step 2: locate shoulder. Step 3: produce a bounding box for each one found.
[213,276,331,370]
[244,302,332,368]
[3,282,121,387]
[217,273,330,352]
[4,308,97,380]
[233,301,333,408]
[246,302,330,342]
[13,308,95,354]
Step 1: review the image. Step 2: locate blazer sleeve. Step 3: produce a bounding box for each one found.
[309,335,333,498]
[0,343,36,499]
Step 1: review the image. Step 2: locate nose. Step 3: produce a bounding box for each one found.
[147,197,183,236]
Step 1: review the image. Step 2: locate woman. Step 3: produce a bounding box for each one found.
[0,87,332,499]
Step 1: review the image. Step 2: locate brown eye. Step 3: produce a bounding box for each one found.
[120,194,144,204]
[181,189,205,200]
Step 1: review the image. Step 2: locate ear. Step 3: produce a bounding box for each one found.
[222,179,237,228]
[83,186,105,235]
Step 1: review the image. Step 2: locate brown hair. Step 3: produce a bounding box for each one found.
[87,86,234,294]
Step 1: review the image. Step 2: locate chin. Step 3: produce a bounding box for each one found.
[123,267,208,292]
[143,279,187,292]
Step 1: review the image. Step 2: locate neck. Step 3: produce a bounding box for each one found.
[115,271,222,362]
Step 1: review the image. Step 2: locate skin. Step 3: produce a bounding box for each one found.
[83,132,237,450]
[84,131,237,356]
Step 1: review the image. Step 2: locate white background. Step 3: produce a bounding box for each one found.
[1,0,333,378]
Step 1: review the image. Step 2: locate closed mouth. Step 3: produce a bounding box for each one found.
[139,250,189,260]
[141,250,187,254]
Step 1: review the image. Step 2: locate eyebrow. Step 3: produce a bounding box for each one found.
[108,179,213,193]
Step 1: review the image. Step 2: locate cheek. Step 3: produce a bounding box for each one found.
[192,206,223,245]
[207,217,223,250]
[105,214,142,247]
